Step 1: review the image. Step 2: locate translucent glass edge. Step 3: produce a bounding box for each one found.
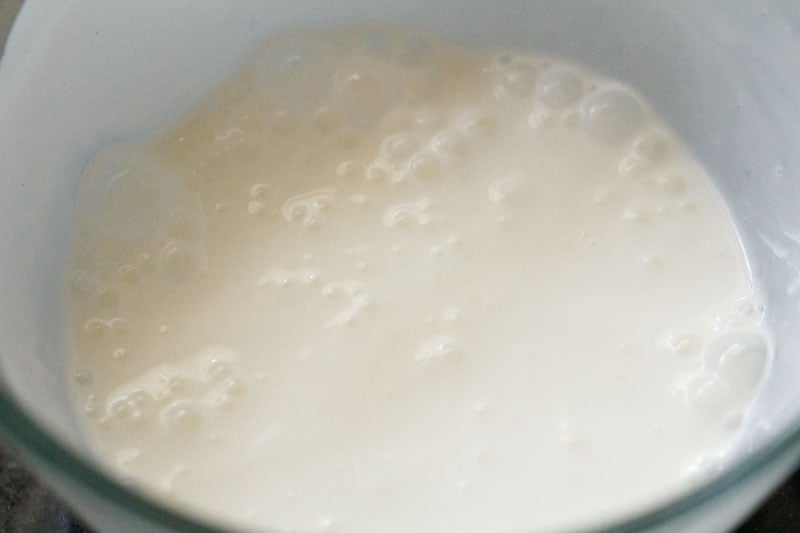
[0,381,799,532]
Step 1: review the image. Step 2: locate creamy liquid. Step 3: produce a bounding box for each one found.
[66,27,771,532]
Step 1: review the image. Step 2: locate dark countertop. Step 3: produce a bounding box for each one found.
[0,445,796,533]
[743,469,800,532]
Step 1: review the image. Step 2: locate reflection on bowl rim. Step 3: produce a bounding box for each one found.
[0,381,799,531]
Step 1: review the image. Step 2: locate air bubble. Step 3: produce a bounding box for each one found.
[719,300,767,329]
[108,388,154,423]
[381,133,418,163]
[248,201,266,215]
[462,115,496,138]
[223,378,246,396]
[408,153,442,180]
[356,294,374,310]
[216,395,234,410]
[415,335,460,362]
[249,182,271,198]
[445,234,462,246]
[116,448,141,467]
[633,131,671,161]
[686,332,769,420]
[414,109,444,131]
[256,268,293,287]
[73,369,93,386]
[69,271,96,301]
[640,254,660,268]
[109,399,126,416]
[97,284,119,308]
[335,160,362,179]
[112,348,129,360]
[138,253,155,273]
[76,143,190,241]
[108,317,127,336]
[207,127,248,164]
[349,193,368,205]
[84,395,99,418]
[366,162,391,182]
[160,242,200,282]
[705,333,768,392]
[688,376,738,418]
[313,107,342,135]
[442,306,462,323]
[495,59,537,98]
[323,281,373,328]
[580,88,644,144]
[621,207,648,223]
[119,264,139,284]
[84,318,106,338]
[160,376,186,399]
[160,400,203,433]
[668,334,702,356]
[382,198,432,227]
[205,358,234,383]
[538,68,584,109]
[282,188,335,227]
[488,175,531,203]
[618,154,648,177]
[431,130,466,155]
[322,284,339,298]
[657,175,687,195]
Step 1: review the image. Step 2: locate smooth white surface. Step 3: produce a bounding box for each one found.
[0,2,799,533]
[65,27,771,532]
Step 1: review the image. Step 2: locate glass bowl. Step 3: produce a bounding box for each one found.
[1,1,799,531]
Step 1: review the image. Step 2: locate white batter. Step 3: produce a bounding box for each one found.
[65,26,771,532]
